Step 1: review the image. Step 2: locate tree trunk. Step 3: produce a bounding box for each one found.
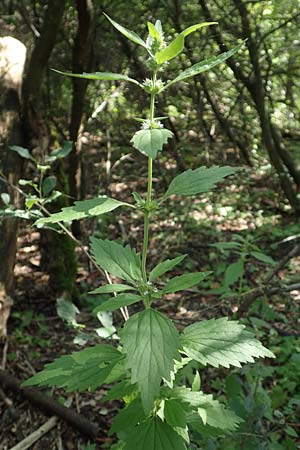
[68,0,94,237]
[0,36,26,336]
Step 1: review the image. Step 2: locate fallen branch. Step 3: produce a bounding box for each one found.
[0,370,99,438]
[9,416,58,450]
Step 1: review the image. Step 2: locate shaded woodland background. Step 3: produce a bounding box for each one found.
[0,1,299,449]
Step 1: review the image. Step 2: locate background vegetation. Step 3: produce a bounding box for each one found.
[0,1,299,449]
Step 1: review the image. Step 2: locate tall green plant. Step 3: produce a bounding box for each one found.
[23,17,274,449]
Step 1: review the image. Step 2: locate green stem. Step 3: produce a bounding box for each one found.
[141,73,156,285]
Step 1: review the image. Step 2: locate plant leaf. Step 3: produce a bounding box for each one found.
[251,251,275,265]
[164,166,237,198]
[121,309,181,413]
[149,255,187,282]
[35,197,132,226]
[124,417,187,450]
[131,128,173,159]
[93,293,142,313]
[110,398,145,438]
[45,141,73,163]
[104,13,147,49]
[147,22,162,41]
[181,317,275,368]
[155,22,217,65]
[56,298,80,327]
[224,260,244,287]
[90,238,142,284]
[22,344,123,391]
[163,272,211,294]
[162,41,245,90]
[89,284,135,294]
[42,176,57,196]
[164,399,188,428]
[104,380,137,401]
[10,145,36,162]
[52,69,142,87]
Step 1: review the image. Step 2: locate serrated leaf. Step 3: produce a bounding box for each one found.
[35,196,132,226]
[155,23,216,65]
[110,398,145,439]
[104,13,147,49]
[164,166,237,198]
[130,128,173,159]
[149,255,187,282]
[251,251,275,265]
[188,398,242,431]
[93,293,142,313]
[56,298,80,327]
[163,272,211,294]
[121,309,181,413]
[224,260,244,287]
[45,141,73,163]
[42,176,57,196]
[22,344,123,392]
[52,68,142,87]
[164,399,188,428]
[89,284,135,294]
[90,238,142,284]
[163,42,245,90]
[10,145,36,162]
[181,317,275,368]
[124,418,187,450]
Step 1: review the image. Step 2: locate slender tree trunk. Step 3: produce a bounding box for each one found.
[0,36,26,336]
[68,0,94,237]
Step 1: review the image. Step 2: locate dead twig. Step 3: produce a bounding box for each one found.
[8,416,58,450]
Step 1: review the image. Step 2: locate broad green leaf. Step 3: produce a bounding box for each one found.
[164,399,188,428]
[52,69,142,88]
[45,141,72,163]
[155,22,217,65]
[110,398,145,438]
[163,272,211,294]
[149,255,187,282]
[89,284,135,294]
[162,42,245,90]
[167,387,241,431]
[163,166,237,198]
[124,418,187,450]
[93,293,142,313]
[22,344,123,392]
[181,317,275,368]
[35,197,132,226]
[90,238,142,284]
[104,380,137,401]
[56,298,80,327]
[42,176,57,196]
[104,13,147,49]
[251,251,275,265]
[10,145,36,162]
[224,260,244,287]
[121,308,181,413]
[211,241,242,251]
[131,128,173,159]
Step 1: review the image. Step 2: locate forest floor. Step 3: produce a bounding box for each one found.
[0,145,299,450]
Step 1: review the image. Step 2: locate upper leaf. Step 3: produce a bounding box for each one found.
[155,22,217,65]
[104,13,147,49]
[121,308,181,413]
[181,317,275,368]
[124,417,187,450]
[36,197,132,226]
[45,141,73,163]
[52,69,142,88]
[89,283,135,294]
[22,344,123,392]
[163,166,237,199]
[163,272,211,294]
[10,145,36,162]
[93,293,142,313]
[149,255,187,282]
[162,41,245,90]
[131,128,173,159]
[90,238,142,284]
